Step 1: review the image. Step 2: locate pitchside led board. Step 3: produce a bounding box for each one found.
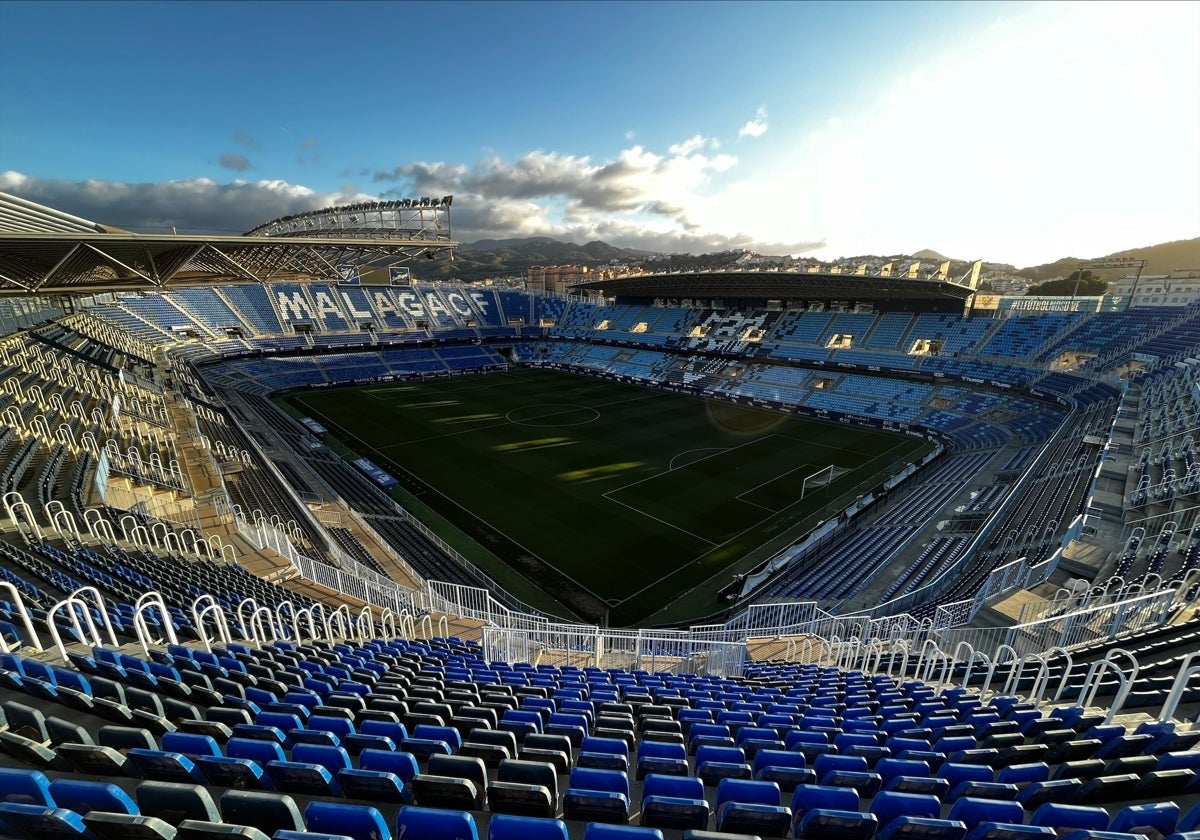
[389,266,412,286]
[973,294,1124,314]
[336,265,361,286]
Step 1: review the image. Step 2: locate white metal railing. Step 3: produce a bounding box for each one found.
[481,624,748,677]
[935,587,1179,659]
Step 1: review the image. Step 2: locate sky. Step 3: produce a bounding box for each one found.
[1,0,1197,266]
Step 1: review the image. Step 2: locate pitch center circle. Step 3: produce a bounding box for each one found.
[506,404,600,427]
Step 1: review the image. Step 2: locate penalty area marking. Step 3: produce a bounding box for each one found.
[668,447,728,471]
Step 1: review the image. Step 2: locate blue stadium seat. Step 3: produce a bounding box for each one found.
[947,797,1025,831]
[640,773,710,831]
[291,743,353,775]
[1029,804,1110,834]
[695,744,751,786]
[563,767,630,825]
[1179,803,1200,834]
[1109,802,1179,838]
[579,736,631,772]
[47,778,137,817]
[161,731,222,758]
[0,767,53,806]
[872,790,943,829]
[996,763,1049,789]
[226,736,286,764]
[751,747,813,791]
[304,801,391,840]
[487,813,569,840]
[714,777,790,836]
[395,805,479,840]
[636,740,688,779]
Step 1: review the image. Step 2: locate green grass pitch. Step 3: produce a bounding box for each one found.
[284,367,930,624]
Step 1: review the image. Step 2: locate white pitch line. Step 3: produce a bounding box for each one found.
[605,435,774,498]
[602,492,718,546]
[613,436,931,608]
[668,447,728,471]
[733,460,820,511]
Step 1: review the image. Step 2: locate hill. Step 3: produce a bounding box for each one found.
[912,248,952,261]
[1016,237,1200,283]
[424,236,650,282]
[414,234,1200,286]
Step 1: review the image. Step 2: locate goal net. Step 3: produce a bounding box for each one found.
[800,463,852,499]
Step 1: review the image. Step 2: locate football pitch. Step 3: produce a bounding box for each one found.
[284,368,930,624]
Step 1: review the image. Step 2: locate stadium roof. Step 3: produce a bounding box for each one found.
[572,269,979,302]
[0,193,456,295]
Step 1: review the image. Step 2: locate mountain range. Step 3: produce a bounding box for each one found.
[422,235,1200,284]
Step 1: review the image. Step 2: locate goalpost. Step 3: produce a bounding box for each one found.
[800,463,851,500]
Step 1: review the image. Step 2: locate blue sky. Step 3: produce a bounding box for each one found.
[2,0,1197,265]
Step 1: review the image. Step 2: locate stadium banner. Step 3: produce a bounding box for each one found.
[973,294,1001,310]
[352,457,399,488]
[389,266,412,286]
[335,264,361,286]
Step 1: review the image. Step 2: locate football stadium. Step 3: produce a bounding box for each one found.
[0,191,1198,840]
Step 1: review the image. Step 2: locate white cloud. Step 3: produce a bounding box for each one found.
[365,135,821,251]
[738,107,769,139]
[668,135,712,156]
[0,171,366,234]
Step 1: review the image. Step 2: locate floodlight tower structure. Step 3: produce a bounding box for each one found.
[1076,257,1147,307]
[245,197,457,275]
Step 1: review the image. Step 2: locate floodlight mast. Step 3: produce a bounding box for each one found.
[1076,257,1147,306]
